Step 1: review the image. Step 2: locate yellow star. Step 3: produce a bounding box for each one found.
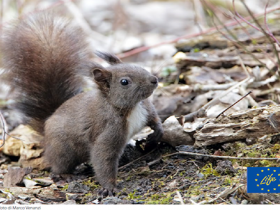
[255,179,258,181]
[268,190,270,192]
[274,188,276,190]
[257,184,259,187]
[261,188,264,190]
[278,184,280,187]
[261,170,264,172]
[274,170,276,172]
[257,174,259,176]
[268,168,270,171]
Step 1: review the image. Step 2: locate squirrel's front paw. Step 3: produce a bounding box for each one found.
[147,124,163,143]
[98,188,116,198]
[145,127,163,151]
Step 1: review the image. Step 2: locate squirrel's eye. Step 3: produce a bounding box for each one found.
[120,79,129,86]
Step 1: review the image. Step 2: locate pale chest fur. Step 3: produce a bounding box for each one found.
[126,102,148,141]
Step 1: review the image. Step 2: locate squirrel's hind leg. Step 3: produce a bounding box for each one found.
[43,136,84,174]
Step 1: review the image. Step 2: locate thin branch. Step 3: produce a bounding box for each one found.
[202,0,270,70]
[184,58,251,123]
[233,0,280,46]
[164,151,280,161]
[238,0,280,68]
[199,184,244,204]
[176,191,185,205]
[216,90,252,119]
[239,86,258,107]
[208,0,278,70]
[231,1,251,39]
[117,6,280,59]
[0,111,7,148]
[264,1,278,44]
[118,148,157,171]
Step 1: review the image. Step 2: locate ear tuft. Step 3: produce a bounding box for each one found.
[92,68,112,89]
[92,69,104,81]
[95,51,122,65]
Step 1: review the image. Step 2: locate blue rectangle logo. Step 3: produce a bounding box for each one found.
[247,167,280,193]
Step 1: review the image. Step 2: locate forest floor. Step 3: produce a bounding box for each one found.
[1,0,280,205]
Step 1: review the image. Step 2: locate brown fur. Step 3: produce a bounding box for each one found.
[2,13,163,195]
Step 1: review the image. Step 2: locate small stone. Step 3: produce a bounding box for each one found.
[17,194,31,200]
[101,197,122,204]
[168,180,177,189]
[197,173,204,179]
[229,197,238,204]
[0,198,6,203]
[23,178,38,188]
[67,182,90,193]
[66,193,80,201]
[91,199,99,204]
[14,199,30,205]
[8,186,41,195]
[241,199,248,204]
[33,177,54,187]
[3,167,32,187]
[63,200,76,205]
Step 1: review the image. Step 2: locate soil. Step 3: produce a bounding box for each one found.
[1,0,280,205]
[0,139,279,205]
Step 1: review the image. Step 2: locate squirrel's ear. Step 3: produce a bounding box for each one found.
[92,68,112,89]
[95,51,122,65]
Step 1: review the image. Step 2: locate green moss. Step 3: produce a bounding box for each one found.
[127,190,142,200]
[125,175,132,181]
[223,177,232,185]
[200,163,220,178]
[144,193,173,204]
[179,171,185,177]
[267,18,275,24]
[61,184,69,191]
[272,144,280,153]
[84,192,93,197]
[161,66,177,77]
[82,180,99,190]
[247,151,258,157]
[193,48,200,53]
[252,39,258,45]
[127,191,136,200]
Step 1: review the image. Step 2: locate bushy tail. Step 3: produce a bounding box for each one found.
[2,13,91,132]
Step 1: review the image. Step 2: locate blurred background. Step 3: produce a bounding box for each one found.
[1,0,280,66]
[1,0,280,124]
[1,1,280,204]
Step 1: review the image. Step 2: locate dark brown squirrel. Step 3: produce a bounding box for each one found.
[1,13,163,196]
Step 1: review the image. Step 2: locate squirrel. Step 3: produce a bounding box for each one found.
[1,13,163,196]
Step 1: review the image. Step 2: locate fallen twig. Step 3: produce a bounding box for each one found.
[255,88,280,97]
[216,90,252,119]
[239,86,258,107]
[235,0,280,46]
[176,191,185,205]
[164,151,280,161]
[117,6,280,59]
[183,57,251,123]
[118,148,157,171]
[239,0,280,68]
[203,0,269,70]
[0,111,7,148]
[199,184,244,204]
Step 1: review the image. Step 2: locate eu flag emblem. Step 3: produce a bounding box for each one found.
[247,167,280,193]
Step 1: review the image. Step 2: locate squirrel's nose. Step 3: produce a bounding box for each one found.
[150,76,158,85]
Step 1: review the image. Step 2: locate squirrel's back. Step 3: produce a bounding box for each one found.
[2,13,91,132]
